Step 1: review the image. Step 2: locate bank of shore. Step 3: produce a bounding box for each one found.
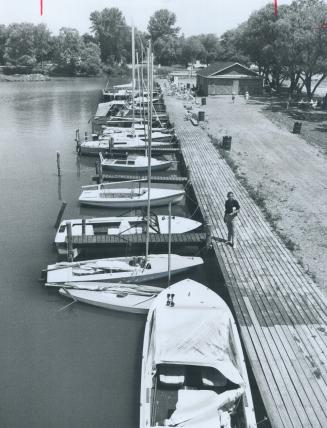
[201,95,327,295]
[0,73,50,82]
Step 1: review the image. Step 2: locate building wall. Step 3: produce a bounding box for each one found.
[197,75,263,96]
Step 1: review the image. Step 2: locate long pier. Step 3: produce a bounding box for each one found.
[164,93,327,427]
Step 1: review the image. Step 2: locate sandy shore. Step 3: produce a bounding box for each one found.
[201,95,327,296]
[0,73,50,82]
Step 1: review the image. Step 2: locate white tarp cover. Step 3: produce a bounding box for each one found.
[167,389,243,427]
[154,307,243,385]
[94,101,127,118]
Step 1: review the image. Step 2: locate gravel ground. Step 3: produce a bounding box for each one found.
[201,95,327,296]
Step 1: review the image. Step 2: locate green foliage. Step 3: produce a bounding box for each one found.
[4,23,37,66]
[0,25,8,64]
[89,8,130,64]
[148,9,180,42]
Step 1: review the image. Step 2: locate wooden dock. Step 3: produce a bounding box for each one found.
[92,174,188,185]
[67,232,207,249]
[164,94,327,427]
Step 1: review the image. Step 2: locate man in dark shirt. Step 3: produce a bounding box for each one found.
[224,191,240,248]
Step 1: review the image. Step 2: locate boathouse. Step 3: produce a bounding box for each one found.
[196,62,263,96]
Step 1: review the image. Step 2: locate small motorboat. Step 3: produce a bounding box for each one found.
[59,283,163,313]
[44,254,204,287]
[140,278,256,428]
[78,180,185,209]
[99,153,171,173]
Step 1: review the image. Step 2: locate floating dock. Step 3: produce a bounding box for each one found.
[92,173,188,185]
[67,232,207,249]
[164,92,327,427]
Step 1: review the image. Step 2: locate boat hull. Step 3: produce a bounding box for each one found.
[79,191,185,208]
[45,255,203,286]
[102,161,171,173]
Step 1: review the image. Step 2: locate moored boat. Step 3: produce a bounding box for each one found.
[140,278,256,428]
[59,283,163,313]
[54,214,202,256]
[78,180,185,208]
[44,254,204,286]
[99,153,171,173]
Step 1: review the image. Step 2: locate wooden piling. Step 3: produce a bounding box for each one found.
[82,218,86,236]
[66,221,74,262]
[75,129,80,143]
[84,131,88,141]
[56,151,61,176]
[98,161,103,184]
[54,201,67,228]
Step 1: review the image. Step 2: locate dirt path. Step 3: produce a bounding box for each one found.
[202,95,327,295]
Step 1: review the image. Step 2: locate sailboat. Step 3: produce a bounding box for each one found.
[140,279,257,428]
[58,283,162,313]
[78,179,184,209]
[45,40,203,288]
[55,214,202,256]
[99,152,172,173]
[45,254,203,287]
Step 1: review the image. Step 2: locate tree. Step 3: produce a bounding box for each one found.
[89,8,130,63]
[4,23,37,66]
[0,25,8,64]
[219,27,249,64]
[53,27,83,75]
[180,36,206,67]
[33,24,52,67]
[198,34,222,64]
[284,0,327,97]
[148,9,180,42]
[153,35,180,66]
[78,42,102,75]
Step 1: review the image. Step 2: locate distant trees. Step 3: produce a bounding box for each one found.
[89,8,131,64]
[232,0,327,96]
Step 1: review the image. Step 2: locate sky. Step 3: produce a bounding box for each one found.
[0,0,293,37]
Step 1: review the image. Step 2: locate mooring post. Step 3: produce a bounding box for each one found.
[82,218,86,236]
[75,129,80,143]
[204,215,212,250]
[66,221,74,262]
[186,165,191,181]
[98,161,103,184]
[109,137,114,157]
[56,151,61,176]
[54,201,67,228]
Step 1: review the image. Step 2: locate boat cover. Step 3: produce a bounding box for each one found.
[154,307,244,385]
[167,389,243,427]
[94,101,126,118]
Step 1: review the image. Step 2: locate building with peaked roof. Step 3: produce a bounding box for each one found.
[196,62,263,96]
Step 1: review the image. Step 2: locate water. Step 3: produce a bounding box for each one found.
[0,77,215,428]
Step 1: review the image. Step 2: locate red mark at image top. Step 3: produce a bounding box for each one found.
[40,0,43,16]
[274,0,278,16]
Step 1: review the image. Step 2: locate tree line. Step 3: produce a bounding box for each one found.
[0,0,326,96]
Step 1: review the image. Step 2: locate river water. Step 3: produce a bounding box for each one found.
[0,77,218,428]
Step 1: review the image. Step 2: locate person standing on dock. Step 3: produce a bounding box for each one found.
[232,91,236,103]
[224,191,240,248]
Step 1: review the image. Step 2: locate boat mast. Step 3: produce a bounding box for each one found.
[145,42,153,261]
[131,24,135,133]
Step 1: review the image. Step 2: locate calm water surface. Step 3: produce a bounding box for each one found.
[0,77,214,428]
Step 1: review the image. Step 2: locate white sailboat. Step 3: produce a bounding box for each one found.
[55,214,202,256]
[78,179,185,209]
[58,283,162,313]
[140,279,257,428]
[99,152,171,173]
[45,254,203,287]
